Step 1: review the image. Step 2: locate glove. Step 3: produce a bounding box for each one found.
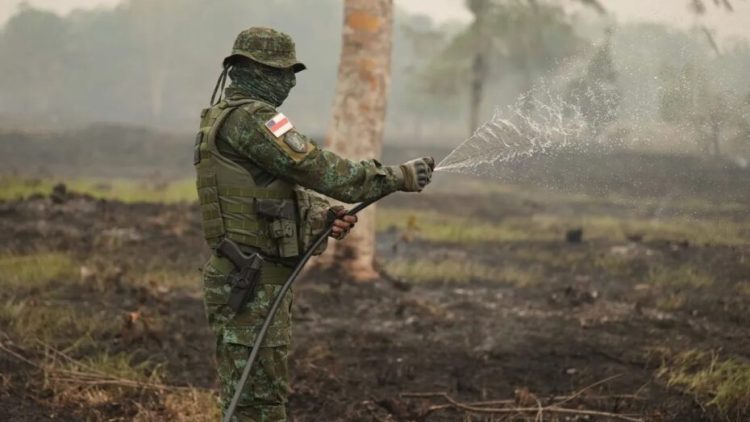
[328,205,357,240]
[398,156,435,192]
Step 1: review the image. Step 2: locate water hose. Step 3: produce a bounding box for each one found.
[222,194,388,422]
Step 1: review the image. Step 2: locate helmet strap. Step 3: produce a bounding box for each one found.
[210,64,230,106]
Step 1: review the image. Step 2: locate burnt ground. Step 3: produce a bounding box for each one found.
[0,165,749,421]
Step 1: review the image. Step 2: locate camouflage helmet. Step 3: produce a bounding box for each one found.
[223,27,306,72]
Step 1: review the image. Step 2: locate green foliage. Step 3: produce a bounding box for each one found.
[582,216,749,246]
[0,6,67,114]
[378,206,750,246]
[565,34,622,134]
[658,61,749,155]
[413,0,581,131]
[0,0,344,129]
[0,251,108,346]
[377,208,558,244]
[2,0,748,145]
[659,63,709,124]
[658,350,750,417]
[0,176,196,203]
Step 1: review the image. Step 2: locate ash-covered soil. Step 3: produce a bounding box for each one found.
[0,181,748,421]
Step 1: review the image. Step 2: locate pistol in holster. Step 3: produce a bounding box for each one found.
[216,239,264,313]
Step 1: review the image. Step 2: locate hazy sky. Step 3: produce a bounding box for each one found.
[1,0,748,42]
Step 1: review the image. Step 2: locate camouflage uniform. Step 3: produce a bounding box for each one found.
[196,28,406,421]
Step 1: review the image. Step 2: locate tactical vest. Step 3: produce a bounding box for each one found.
[193,99,328,258]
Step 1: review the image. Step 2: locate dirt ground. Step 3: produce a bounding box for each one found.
[1,161,749,421]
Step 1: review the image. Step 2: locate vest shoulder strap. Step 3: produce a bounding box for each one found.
[206,99,275,148]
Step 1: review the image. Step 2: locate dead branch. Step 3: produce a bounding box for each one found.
[401,390,643,406]
[1,338,205,393]
[0,342,37,367]
[551,373,623,407]
[400,391,644,422]
[47,376,196,392]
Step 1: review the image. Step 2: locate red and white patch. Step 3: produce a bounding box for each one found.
[264,113,294,138]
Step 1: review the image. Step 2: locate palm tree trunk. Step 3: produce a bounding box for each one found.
[321,0,393,281]
[469,51,486,136]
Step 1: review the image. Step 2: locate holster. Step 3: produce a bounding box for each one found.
[216,239,264,312]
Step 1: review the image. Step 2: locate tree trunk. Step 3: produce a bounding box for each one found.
[711,119,721,156]
[321,0,393,281]
[469,51,487,136]
[467,3,490,137]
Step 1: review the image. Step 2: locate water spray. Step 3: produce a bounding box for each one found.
[436,92,588,174]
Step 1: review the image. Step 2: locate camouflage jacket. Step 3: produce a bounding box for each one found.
[215,96,403,203]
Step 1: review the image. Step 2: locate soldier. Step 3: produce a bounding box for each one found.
[194,27,434,421]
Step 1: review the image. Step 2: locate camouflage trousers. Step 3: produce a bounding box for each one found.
[203,253,294,422]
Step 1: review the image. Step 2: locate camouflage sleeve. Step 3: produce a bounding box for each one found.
[219,105,404,203]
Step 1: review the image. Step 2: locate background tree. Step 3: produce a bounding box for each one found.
[730,92,750,161]
[395,14,455,142]
[565,32,622,136]
[659,62,742,155]
[417,0,584,136]
[688,0,736,54]
[319,0,394,281]
[0,5,67,118]
[1,0,749,153]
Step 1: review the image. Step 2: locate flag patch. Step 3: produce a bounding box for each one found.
[265,113,294,138]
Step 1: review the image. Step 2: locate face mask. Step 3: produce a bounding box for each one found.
[225,61,296,107]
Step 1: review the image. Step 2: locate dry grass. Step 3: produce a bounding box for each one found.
[0,301,117,347]
[159,389,220,422]
[737,282,750,297]
[377,208,558,244]
[657,350,750,418]
[648,265,714,289]
[429,177,746,215]
[0,252,78,291]
[656,293,688,311]
[534,214,749,246]
[378,207,749,246]
[513,248,589,270]
[33,345,220,421]
[383,258,540,286]
[132,268,202,293]
[0,247,219,420]
[49,350,161,386]
[0,252,214,418]
[0,252,117,347]
[593,254,636,277]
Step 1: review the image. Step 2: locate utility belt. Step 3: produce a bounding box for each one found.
[208,253,293,285]
[210,239,294,312]
[199,178,331,259]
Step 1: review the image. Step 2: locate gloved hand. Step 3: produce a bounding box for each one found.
[398,156,435,192]
[328,205,357,240]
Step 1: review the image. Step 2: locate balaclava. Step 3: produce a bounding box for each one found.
[224,60,296,107]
